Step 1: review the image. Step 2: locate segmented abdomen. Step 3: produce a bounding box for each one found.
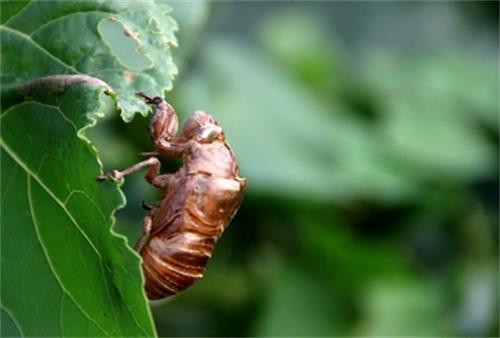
[140,175,245,299]
[141,231,213,299]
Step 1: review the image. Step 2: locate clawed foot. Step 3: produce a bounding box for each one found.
[141,200,154,211]
[136,92,154,104]
[96,170,124,181]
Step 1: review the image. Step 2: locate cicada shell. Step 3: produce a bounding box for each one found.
[102,94,247,299]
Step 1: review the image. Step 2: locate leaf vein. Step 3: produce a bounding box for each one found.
[2,1,32,26]
[0,140,101,256]
[29,9,115,38]
[1,100,151,336]
[0,305,24,337]
[0,25,81,75]
[26,173,113,336]
[65,191,150,336]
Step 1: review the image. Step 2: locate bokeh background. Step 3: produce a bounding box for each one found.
[89,1,499,336]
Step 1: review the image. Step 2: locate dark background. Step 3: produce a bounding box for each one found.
[90,1,499,336]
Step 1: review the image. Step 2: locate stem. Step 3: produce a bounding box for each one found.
[1,74,114,110]
[19,74,112,95]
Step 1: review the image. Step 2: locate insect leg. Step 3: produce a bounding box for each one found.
[154,139,187,159]
[98,157,166,188]
[141,200,159,211]
[149,173,175,189]
[134,215,153,251]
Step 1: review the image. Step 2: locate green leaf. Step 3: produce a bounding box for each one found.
[357,280,449,335]
[0,81,155,336]
[256,8,344,98]
[1,3,180,333]
[1,0,178,121]
[357,52,497,180]
[252,259,347,336]
[1,307,22,337]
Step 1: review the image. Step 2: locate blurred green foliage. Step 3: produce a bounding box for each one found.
[90,1,498,336]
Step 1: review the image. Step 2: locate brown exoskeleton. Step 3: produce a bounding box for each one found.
[98,93,247,299]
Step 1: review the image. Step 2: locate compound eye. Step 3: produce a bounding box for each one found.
[152,97,163,105]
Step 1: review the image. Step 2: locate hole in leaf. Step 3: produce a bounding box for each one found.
[98,18,151,72]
